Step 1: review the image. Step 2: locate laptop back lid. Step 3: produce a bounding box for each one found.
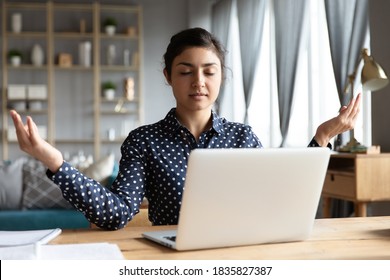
[175,148,330,251]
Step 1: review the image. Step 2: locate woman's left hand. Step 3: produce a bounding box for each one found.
[314,93,361,147]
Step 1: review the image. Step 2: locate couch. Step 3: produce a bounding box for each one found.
[0,154,118,231]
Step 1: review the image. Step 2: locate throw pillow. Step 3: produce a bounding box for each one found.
[82,153,115,186]
[22,158,73,209]
[0,157,27,210]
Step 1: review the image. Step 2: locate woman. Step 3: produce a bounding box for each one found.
[10,27,361,230]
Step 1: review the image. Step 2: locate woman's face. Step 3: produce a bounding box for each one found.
[165,47,222,114]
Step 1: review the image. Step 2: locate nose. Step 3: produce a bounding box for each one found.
[192,71,205,89]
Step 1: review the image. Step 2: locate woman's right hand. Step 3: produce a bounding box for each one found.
[10,110,63,173]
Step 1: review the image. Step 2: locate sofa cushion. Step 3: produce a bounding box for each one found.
[0,157,28,210]
[22,158,73,209]
[0,209,90,230]
[82,153,115,186]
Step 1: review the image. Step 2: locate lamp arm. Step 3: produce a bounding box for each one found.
[343,55,362,95]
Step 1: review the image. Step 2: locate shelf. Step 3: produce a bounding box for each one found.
[100,97,139,103]
[5,2,47,9]
[7,65,48,70]
[100,65,139,71]
[54,66,93,71]
[53,3,92,11]
[2,1,143,161]
[102,139,126,144]
[54,33,94,39]
[100,110,138,115]
[6,32,47,38]
[55,139,94,144]
[6,109,48,115]
[100,34,138,40]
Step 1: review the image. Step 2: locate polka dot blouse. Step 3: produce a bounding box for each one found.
[47,108,326,230]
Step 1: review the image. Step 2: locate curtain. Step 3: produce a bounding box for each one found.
[324,0,370,149]
[211,0,234,112]
[324,0,369,107]
[236,0,266,124]
[273,0,307,146]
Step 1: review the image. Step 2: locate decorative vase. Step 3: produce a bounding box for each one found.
[107,44,116,66]
[107,128,116,141]
[11,13,22,33]
[105,25,116,35]
[78,41,91,67]
[124,77,135,100]
[31,44,44,66]
[123,49,130,66]
[10,56,21,66]
[104,89,115,100]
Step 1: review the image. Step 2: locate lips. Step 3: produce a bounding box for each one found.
[189,93,207,97]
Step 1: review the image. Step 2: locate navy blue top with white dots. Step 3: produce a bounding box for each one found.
[47,108,326,230]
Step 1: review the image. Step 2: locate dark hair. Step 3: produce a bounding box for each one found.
[163,27,226,80]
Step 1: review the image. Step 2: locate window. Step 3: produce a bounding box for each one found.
[222,0,369,148]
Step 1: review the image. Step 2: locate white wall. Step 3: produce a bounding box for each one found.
[136,0,187,124]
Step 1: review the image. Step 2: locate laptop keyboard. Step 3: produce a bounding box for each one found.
[164,236,176,242]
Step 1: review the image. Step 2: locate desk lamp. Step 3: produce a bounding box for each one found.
[338,48,388,153]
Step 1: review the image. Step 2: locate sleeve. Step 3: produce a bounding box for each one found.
[244,125,263,148]
[46,134,146,230]
[308,137,332,150]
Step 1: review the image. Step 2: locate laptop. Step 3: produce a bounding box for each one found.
[142,147,330,251]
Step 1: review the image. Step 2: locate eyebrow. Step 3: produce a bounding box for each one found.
[175,62,219,67]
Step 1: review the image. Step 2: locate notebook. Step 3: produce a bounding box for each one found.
[142,147,330,251]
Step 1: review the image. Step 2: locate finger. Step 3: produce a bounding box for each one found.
[10,110,32,150]
[10,110,23,129]
[10,110,27,137]
[343,93,361,118]
[26,116,41,145]
[350,93,361,117]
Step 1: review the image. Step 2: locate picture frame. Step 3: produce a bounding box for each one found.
[58,53,72,67]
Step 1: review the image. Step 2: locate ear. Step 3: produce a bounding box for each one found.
[163,68,172,85]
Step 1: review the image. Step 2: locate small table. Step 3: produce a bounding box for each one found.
[322,152,390,217]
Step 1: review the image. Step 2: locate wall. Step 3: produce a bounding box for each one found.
[368,0,390,215]
[136,0,187,124]
[370,0,390,152]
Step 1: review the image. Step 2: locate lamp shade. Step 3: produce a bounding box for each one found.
[361,48,389,91]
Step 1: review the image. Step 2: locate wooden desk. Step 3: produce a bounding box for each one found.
[50,216,390,259]
[322,153,390,217]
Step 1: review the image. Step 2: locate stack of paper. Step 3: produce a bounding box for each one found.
[0,228,124,260]
[0,228,62,247]
[0,228,62,260]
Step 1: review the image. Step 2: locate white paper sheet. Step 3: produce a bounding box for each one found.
[0,228,62,247]
[0,242,124,260]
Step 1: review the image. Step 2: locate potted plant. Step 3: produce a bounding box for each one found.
[8,49,23,66]
[102,81,116,100]
[103,17,117,35]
